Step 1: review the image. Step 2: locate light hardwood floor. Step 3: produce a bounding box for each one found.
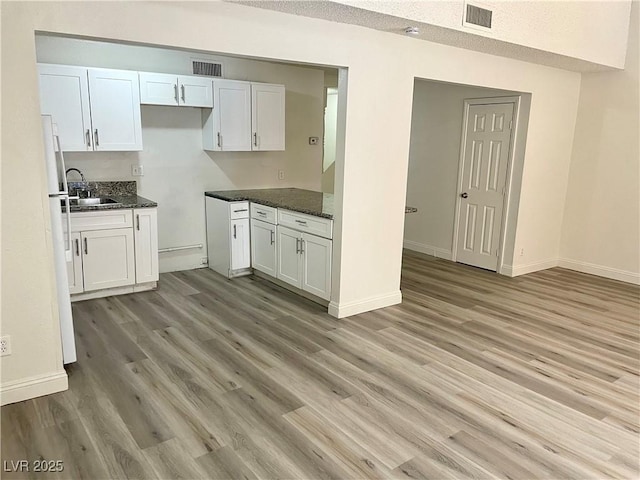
[2,250,639,479]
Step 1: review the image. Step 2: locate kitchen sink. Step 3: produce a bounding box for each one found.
[69,197,121,206]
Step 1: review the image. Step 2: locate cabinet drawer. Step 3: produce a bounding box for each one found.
[229,201,249,219]
[70,210,133,232]
[250,203,277,224]
[278,209,333,240]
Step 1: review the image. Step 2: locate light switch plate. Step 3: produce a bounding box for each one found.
[132,165,144,176]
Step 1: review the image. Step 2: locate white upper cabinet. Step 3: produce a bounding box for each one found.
[38,64,92,152]
[139,72,213,107]
[88,68,143,151]
[251,83,285,151]
[38,64,143,152]
[203,79,285,152]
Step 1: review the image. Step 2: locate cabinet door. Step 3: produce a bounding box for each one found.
[179,75,213,107]
[81,228,135,291]
[251,83,285,151]
[230,218,250,271]
[68,232,84,294]
[88,68,143,151]
[139,72,178,106]
[276,226,302,288]
[38,64,92,152]
[134,208,159,284]
[213,79,252,151]
[251,219,277,277]
[301,233,332,300]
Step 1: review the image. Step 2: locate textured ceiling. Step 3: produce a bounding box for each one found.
[233,1,613,73]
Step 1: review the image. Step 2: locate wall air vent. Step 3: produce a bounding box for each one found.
[463,3,493,31]
[192,60,223,77]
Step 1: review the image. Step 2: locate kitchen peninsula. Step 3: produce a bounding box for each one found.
[205,188,334,303]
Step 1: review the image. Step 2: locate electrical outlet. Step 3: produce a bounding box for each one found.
[131,165,144,176]
[201,257,208,265]
[0,336,11,356]
[309,136,319,145]
[278,170,285,180]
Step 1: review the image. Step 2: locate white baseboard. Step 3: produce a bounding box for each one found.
[1,370,68,406]
[501,258,558,277]
[328,290,402,319]
[403,240,453,260]
[71,282,156,302]
[558,258,640,285]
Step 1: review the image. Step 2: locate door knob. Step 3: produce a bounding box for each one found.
[461,192,469,198]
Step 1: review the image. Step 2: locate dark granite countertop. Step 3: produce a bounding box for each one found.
[63,195,157,213]
[205,188,334,219]
[62,181,157,212]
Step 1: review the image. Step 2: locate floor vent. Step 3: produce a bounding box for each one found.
[464,3,493,31]
[192,60,223,77]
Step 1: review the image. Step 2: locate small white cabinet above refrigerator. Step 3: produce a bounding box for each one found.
[206,196,251,278]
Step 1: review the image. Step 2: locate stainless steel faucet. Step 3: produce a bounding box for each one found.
[65,168,85,182]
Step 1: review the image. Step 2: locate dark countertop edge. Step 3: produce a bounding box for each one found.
[205,191,333,219]
[63,195,157,213]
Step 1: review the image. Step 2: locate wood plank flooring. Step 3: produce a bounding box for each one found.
[2,250,639,479]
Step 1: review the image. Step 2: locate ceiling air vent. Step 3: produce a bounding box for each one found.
[192,60,223,77]
[464,3,493,31]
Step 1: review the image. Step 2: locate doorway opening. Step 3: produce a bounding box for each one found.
[403,79,531,274]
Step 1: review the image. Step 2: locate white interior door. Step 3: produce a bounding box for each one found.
[455,102,514,271]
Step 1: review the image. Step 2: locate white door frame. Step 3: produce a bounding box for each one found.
[451,96,521,274]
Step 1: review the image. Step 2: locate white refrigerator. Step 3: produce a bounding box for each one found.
[42,114,77,364]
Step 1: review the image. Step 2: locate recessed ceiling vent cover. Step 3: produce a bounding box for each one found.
[464,3,493,31]
[192,60,223,77]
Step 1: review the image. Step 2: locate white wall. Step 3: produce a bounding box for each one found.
[36,36,325,272]
[560,1,640,284]
[404,81,521,258]
[1,1,581,401]
[338,0,632,69]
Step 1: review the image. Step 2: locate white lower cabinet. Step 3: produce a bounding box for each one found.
[251,219,277,277]
[276,225,332,300]
[231,218,251,271]
[66,208,159,296]
[82,228,135,292]
[134,208,159,283]
[206,197,252,278]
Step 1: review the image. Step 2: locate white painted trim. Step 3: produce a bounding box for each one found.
[328,290,402,319]
[502,258,558,277]
[1,370,68,406]
[452,96,521,273]
[558,258,640,285]
[403,240,453,260]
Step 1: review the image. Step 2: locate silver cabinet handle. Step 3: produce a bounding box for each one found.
[84,237,88,255]
[94,129,99,146]
[181,84,185,102]
[300,239,305,255]
[233,224,237,239]
[257,211,266,216]
[234,209,248,213]
[75,238,80,256]
[86,129,91,147]
[295,219,307,225]
[270,230,275,245]
[136,214,140,231]
[217,132,222,148]
[174,84,179,103]
[295,238,300,254]
[253,133,258,147]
